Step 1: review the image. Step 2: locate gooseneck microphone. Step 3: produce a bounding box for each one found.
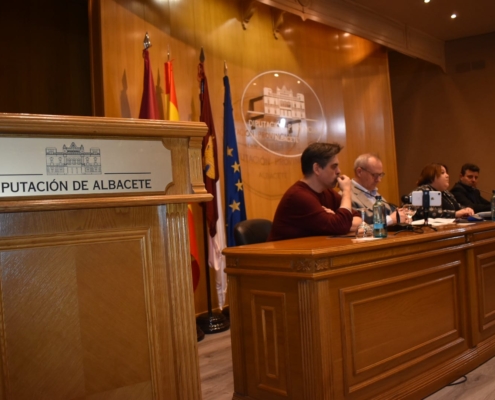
[353,185,399,209]
[479,188,493,196]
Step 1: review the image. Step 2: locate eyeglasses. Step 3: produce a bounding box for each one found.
[360,167,385,179]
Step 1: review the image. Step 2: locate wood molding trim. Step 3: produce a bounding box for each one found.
[188,137,207,195]
[0,113,207,139]
[242,0,258,30]
[228,275,248,395]
[254,0,446,70]
[299,279,334,399]
[165,203,202,400]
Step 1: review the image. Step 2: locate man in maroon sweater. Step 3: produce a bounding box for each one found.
[268,142,362,241]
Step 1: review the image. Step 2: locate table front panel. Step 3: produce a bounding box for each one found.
[336,250,468,398]
[475,246,495,341]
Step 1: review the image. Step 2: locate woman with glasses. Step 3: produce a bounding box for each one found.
[409,163,474,220]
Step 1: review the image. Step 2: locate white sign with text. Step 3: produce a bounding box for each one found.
[0,137,173,197]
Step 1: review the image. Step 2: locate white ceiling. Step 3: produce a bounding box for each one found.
[346,0,495,41]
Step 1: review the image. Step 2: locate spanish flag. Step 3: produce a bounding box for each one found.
[164,60,180,121]
[164,59,200,291]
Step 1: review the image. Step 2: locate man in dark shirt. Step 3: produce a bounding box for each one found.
[268,142,362,241]
[451,163,491,213]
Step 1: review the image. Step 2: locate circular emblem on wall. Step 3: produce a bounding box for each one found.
[241,71,327,158]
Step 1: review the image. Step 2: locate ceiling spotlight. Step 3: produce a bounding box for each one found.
[451,13,457,19]
[424,0,430,3]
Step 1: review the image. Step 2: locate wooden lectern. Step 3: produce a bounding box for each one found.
[0,113,210,400]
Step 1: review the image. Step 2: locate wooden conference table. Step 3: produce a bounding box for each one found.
[224,222,495,400]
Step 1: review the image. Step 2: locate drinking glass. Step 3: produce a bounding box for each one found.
[403,204,417,224]
[355,208,373,238]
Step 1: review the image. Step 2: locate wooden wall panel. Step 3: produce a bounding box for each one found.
[390,33,495,199]
[0,0,92,116]
[341,42,398,204]
[94,0,399,213]
[92,0,399,313]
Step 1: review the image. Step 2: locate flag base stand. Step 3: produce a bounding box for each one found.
[196,311,230,334]
[197,324,205,342]
[221,306,230,320]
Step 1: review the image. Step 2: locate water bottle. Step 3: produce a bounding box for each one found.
[491,190,495,221]
[373,195,387,238]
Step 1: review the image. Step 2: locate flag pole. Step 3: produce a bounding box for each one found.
[222,59,230,323]
[196,47,230,334]
[164,49,204,341]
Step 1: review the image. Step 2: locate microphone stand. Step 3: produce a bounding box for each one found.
[353,185,414,233]
[421,190,437,231]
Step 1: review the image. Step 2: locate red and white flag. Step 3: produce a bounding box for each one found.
[198,61,228,309]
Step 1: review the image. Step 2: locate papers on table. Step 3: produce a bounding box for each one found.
[351,237,383,243]
[411,218,455,226]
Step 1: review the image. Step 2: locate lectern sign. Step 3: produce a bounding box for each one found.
[0,138,173,198]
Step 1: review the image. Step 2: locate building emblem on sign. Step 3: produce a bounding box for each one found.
[46,142,101,175]
[241,71,326,157]
[262,86,306,120]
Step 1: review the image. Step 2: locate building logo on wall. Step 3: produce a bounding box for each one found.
[46,142,102,175]
[241,71,326,157]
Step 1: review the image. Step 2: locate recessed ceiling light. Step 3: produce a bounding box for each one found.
[424,0,430,3]
[451,13,457,19]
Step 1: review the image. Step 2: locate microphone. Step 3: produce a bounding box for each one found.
[353,185,399,209]
[401,194,411,204]
[479,188,493,196]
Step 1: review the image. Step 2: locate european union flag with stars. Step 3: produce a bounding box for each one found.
[223,75,247,247]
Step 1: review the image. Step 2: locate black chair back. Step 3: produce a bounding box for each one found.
[233,219,272,246]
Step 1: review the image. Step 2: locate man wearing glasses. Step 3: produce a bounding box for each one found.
[350,153,406,225]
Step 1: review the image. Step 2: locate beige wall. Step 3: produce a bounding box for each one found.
[390,32,495,199]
